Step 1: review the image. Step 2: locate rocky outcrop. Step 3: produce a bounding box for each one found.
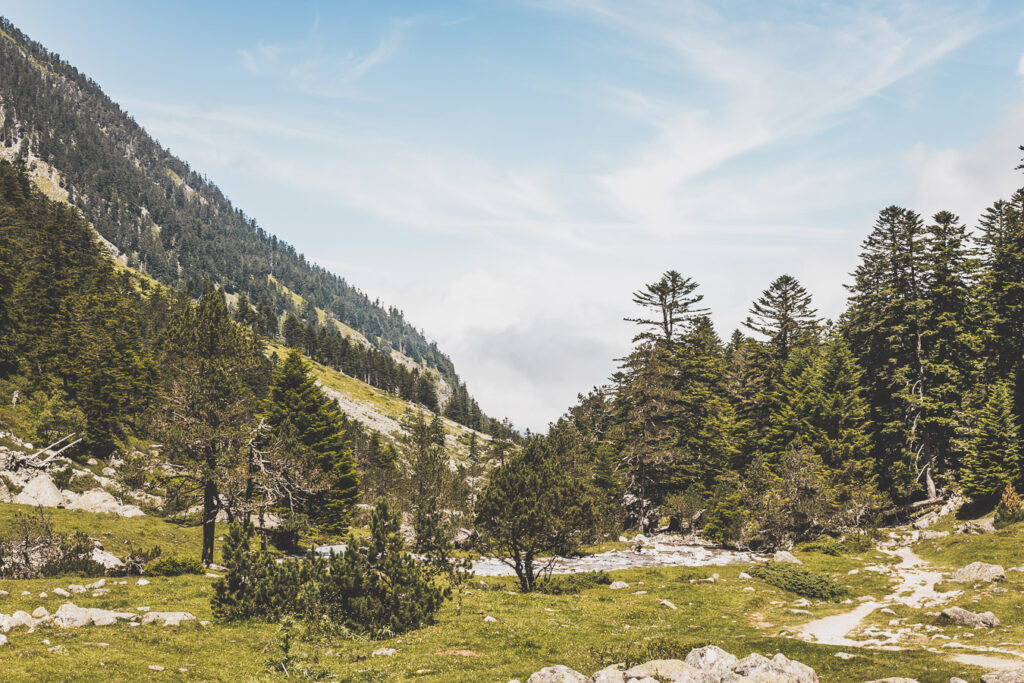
[91,547,125,569]
[525,646,818,683]
[12,474,62,507]
[942,606,1000,628]
[956,519,996,535]
[982,670,1024,683]
[950,562,1005,583]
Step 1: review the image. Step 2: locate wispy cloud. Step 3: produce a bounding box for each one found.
[1018,53,1024,76]
[543,1,989,229]
[239,18,412,97]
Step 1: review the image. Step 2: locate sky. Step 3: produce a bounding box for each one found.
[4,1,1024,430]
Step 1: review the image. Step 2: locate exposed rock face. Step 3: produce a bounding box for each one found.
[942,606,1000,628]
[91,547,124,569]
[591,664,625,683]
[141,612,196,626]
[917,530,949,540]
[622,659,694,680]
[773,551,802,565]
[0,611,37,633]
[950,562,1005,583]
[526,665,590,683]
[13,474,62,507]
[982,670,1024,683]
[608,581,629,590]
[53,603,136,628]
[65,488,145,517]
[733,653,818,682]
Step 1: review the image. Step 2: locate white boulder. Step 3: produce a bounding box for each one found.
[13,474,62,507]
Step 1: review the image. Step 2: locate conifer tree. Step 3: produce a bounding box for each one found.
[744,274,820,381]
[961,380,1020,502]
[264,349,359,532]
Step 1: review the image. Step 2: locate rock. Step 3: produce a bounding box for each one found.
[31,607,48,619]
[659,599,678,610]
[950,562,1005,583]
[684,645,739,677]
[592,663,625,683]
[67,489,119,515]
[731,652,818,682]
[0,590,6,596]
[53,603,136,628]
[950,678,968,683]
[92,589,110,597]
[148,665,165,671]
[879,607,896,615]
[13,474,62,507]
[919,530,949,540]
[0,634,6,646]
[0,611,37,633]
[91,548,124,569]
[101,467,116,477]
[136,578,151,586]
[739,572,752,580]
[86,579,106,589]
[371,647,396,657]
[942,606,1000,628]
[834,653,854,660]
[608,581,629,590]
[862,679,921,683]
[51,588,70,598]
[957,519,996,534]
[483,615,498,623]
[38,592,47,599]
[86,458,99,466]
[141,612,196,627]
[982,670,1024,683]
[526,665,589,683]
[618,536,628,543]
[773,550,802,564]
[623,659,694,680]
[68,584,86,594]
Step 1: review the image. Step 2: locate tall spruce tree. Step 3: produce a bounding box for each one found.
[743,274,820,380]
[961,380,1021,502]
[264,349,359,532]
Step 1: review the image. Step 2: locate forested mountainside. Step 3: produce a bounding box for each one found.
[0,18,500,433]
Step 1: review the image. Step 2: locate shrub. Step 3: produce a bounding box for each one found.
[145,556,204,576]
[66,472,100,494]
[798,536,845,556]
[995,484,1024,528]
[536,571,612,595]
[0,509,105,578]
[212,499,447,637]
[52,464,74,490]
[747,562,848,601]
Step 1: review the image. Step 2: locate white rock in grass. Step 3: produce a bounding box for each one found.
[484,615,498,623]
[136,578,151,586]
[91,548,124,569]
[51,588,70,598]
[141,612,195,627]
[31,607,48,619]
[608,581,629,590]
[68,585,86,594]
[526,665,589,683]
[13,474,62,507]
[371,647,396,657]
[659,599,677,610]
[773,550,802,564]
[0,634,6,646]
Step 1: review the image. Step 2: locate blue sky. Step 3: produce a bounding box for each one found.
[4,1,1024,429]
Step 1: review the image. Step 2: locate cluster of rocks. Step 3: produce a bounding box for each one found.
[520,645,818,683]
[950,562,1005,584]
[0,602,197,637]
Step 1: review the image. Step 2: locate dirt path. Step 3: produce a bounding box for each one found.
[797,544,950,646]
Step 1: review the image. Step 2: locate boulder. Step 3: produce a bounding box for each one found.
[526,666,590,683]
[918,530,949,540]
[942,606,1000,628]
[0,634,6,646]
[31,607,48,619]
[53,603,136,628]
[13,474,62,507]
[0,611,37,633]
[141,612,196,627]
[659,599,678,610]
[957,519,996,534]
[91,547,124,569]
[684,645,739,677]
[51,587,70,598]
[137,578,151,586]
[68,489,122,515]
[767,653,818,682]
[773,551,803,565]
[371,647,396,657]
[68,584,86,594]
[950,562,1005,583]
[608,581,629,590]
[623,659,693,680]
[862,679,921,683]
[591,664,625,683]
[982,670,1024,683]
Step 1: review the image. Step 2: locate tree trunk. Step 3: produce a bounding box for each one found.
[202,478,217,566]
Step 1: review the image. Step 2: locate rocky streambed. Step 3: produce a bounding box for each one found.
[470,535,766,576]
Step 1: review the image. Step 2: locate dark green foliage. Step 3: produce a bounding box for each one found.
[212,500,446,637]
[475,438,597,592]
[961,380,1020,502]
[264,349,359,532]
[145,556,205,576]
[535,571,612,595]
[747,562,849,601]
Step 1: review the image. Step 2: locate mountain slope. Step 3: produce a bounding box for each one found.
[0,18,458,389]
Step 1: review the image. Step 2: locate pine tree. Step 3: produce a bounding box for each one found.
[264,349,359,532]
[743,274,820,383]
[961,380,1020,503]
[626,270,707,344]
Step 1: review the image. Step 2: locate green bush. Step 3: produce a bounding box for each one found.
[995,484,1024,528]
[0,510,105,578]
[798,536,845,556]
[212,499,447,638]
[66,472,100,494]
[146,556,203,576]
[536,571,612,594]
[747,562,848,601]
